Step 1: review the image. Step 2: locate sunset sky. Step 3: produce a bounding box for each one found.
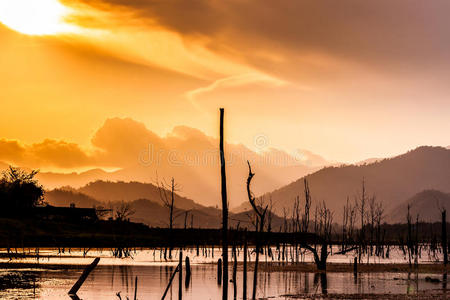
[1,0,449,172]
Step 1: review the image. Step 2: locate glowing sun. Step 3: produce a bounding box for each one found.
[0,0,77,35]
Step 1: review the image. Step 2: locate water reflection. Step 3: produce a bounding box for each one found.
[0,249,449,299]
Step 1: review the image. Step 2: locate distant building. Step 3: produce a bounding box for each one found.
[31,204,99,222]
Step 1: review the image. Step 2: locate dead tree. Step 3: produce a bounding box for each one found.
[246,161,268,300]
[302,179,311,233]
[356,179,367,262]
[157,177,179,231]
[299,198,334,271]
[157,176,180,259]
[219,108,229,300]
[342,197,350,251]
[407,204,412,266]
[115,201,135,222]
[374,201,384,256]
[442,209,448,265]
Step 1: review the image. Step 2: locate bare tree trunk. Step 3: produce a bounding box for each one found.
[219,108,229,300]
[443,209,448,265]
[170,178,174,231]
[179,250,182,300]
[243,231,247,300]
[246,162,267,300]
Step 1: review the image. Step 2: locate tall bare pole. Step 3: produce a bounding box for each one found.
[443,209,448,265]
[219,108,229,299]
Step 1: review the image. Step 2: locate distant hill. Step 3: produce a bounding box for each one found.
[263,146,450,222]
[77,180,203,210]
[45,189,102,208]
[387,190,450,223]
[36,169,111,189]
[44,187,286,229]
[0,138,325,209]
[129,198,286,229]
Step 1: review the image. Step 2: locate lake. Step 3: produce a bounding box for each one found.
[0,247,447,299]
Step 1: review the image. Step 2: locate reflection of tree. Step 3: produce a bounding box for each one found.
[0,166,44,211]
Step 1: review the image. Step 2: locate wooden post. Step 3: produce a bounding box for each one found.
[68,257,100,296]
[353,257,357,277]
[185,256,191,288]
[443,210,448,265]
[232,243,237,299]
[134,276,138,300]
[179,250,183,300]
[218,258,222,285]
[243,233,248,300]
[219,108,229,299]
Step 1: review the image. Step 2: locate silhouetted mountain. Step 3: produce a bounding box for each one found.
[355,158,382,165]
[32,154,319,208]
[44,186,287,229]
[387,190,450,223]
[77,180,203,210]
[129,198,286,229]
[263,146,450,222]
[45,189,102,208]
[36,169,111,189]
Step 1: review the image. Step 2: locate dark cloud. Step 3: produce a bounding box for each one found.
[65,0,450,81]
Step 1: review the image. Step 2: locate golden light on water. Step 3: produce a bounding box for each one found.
[0,0,76,35]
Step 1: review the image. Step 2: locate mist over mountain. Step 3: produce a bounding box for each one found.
[8,140,450,225]
[263,146,450,221]
[0,118,325,208]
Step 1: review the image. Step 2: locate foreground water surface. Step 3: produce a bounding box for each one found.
[0,247,447,299]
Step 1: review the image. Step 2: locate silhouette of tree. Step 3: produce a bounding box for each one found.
[0,166,44,211]
[115,200,134,221]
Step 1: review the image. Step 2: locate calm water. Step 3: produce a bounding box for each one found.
[0,247,447,299]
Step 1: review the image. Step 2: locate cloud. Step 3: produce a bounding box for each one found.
[185,73,286,102]
[0,138,91,169]
[0,117,320,171]
[90,117,164,166]
[0,117,329,206]
[30,139,91,168]
[62,0,450,81]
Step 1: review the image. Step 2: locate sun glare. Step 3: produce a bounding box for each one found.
[0,0,77,35]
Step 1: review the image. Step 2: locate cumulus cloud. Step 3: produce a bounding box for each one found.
[0,138,91,169]
[0,117,322,171]
[0,117,328,206]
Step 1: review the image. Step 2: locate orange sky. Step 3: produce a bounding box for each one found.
[0,0,449,172]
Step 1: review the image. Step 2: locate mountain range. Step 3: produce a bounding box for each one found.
[262,146,450,221]
[387,189,450,223]
[5,145,450,225]
[44,183,286,229]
